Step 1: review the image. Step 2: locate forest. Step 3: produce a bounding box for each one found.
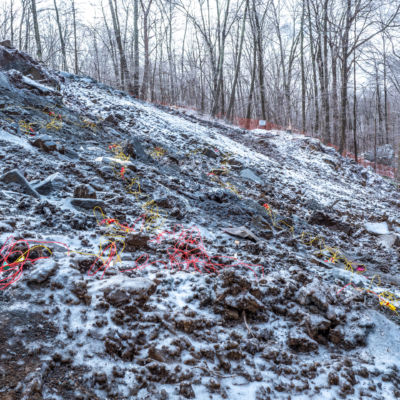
[1,0,400,169]
[2,1,400,399]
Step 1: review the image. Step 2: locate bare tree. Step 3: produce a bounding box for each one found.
[31,0,42,60]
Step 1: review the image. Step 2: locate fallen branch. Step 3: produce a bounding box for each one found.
[242,310,255,338]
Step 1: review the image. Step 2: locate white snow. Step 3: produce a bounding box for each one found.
[22,75,55,94]
[365,221,390,235]
[0,129,33,150]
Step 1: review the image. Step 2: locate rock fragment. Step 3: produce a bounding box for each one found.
[240,168,263,184]
[73,184,97,199]
[31,134,57,152]
[70,198,105,210]
[0,169,41,198]
[223,226,260,242]
[287,328,318,352]
[95,276,157,307]
[33,172,66,195]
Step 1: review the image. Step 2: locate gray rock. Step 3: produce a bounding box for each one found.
[104,113,119,125]
[33,172,66,195]
[0,169,41,198]
[377,233,399,249]
[0,40,13,49]
[287,328,318,352]
[64,148,79,159]
[224,292,264,313]
[125,233,150,251]
[0,45,58,87]
[223,226,260,242]
[99,276,157,307]
[70,198,105,210]
[179,382,195,399]
[0,71,12,91]
[73,184,97,199]
[123,138,152,163]
[31,134,57,152]
[203,147,219,159]
[28,259,57,284]
[365,221,389,235]
[240,168,263,184]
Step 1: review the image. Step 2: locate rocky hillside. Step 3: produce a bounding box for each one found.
[1,44,400,400]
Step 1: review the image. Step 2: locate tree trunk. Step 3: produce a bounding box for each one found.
[322,0,330,142]
[331,46,339,145]
[140,4,150,99]
[133,0,140,96]
[383,34,389,144]
[353,50,357,162]
[307,0,319,136]
[108,0,130,90]
[226,0,248,121]
[18,0,26,50]
[339,0,351,155]
[10,0,14,45]
[53,0,67,71]
[375,60,383,146]
[212,0,231,117]
[72,0,79,74]
[300,0,306,133]
[31,0,42,60]
[245,40,257,127]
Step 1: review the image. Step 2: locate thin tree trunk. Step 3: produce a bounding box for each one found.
[140,3,150,99]
[108,0,130,90]
[375,60,383,146]
[245,40,257,126]
[18,0,26,50]
[383,34,389,144]
[53,0,67,71]
[31,0,42,60]
[226,0,248,121]
[72,0,78,74]
[331,46,339,145]
[24,5,30,52]
[10,0,14,45]
[300,0,306,133]
[212,0,231,116]
[323,0,330,142]
[374,117,377,172]
[133,0,140,96]
[307,0,319,136]
[353,53,357,162]
[339,0,351,155]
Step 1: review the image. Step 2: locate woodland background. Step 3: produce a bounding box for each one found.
[1,0,400,172]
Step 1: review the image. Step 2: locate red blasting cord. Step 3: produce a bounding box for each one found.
[0,236,55,290]
[122,225,263,279]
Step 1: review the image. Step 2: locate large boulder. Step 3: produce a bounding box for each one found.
[0,44,58,87]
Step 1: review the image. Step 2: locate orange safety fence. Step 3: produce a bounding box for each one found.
[235,117,397,179]
[149,101,397,180]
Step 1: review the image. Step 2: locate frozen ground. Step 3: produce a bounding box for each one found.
[0,45,400,400]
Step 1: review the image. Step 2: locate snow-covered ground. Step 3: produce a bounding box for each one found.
[1,47,400,399]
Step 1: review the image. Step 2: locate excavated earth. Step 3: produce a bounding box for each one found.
[1,44,400,400]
